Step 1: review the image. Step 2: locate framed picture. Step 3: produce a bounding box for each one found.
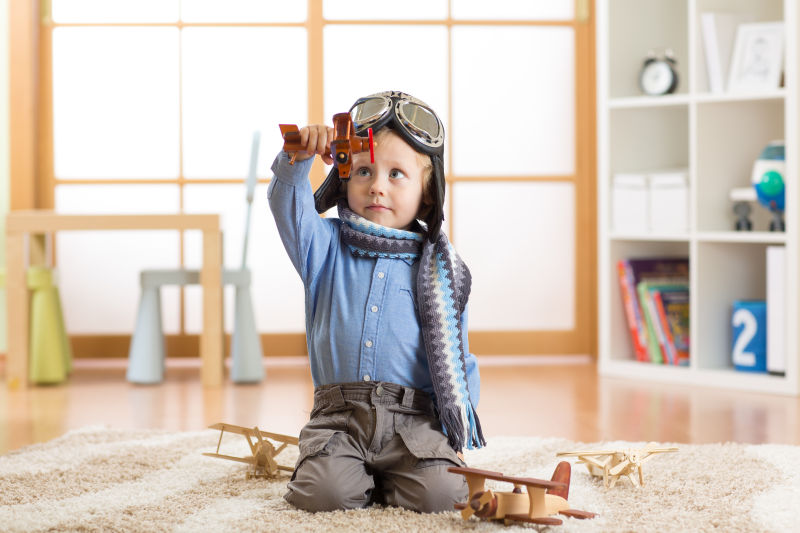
[727,22,784,93]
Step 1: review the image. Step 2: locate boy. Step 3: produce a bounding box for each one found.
[268,91,485,513]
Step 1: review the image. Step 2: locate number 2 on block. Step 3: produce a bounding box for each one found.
[732,309,757,367]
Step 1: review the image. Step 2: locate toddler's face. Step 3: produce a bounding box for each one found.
[346,130,426,231]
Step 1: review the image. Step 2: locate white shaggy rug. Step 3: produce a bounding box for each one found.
[1,427,798,532]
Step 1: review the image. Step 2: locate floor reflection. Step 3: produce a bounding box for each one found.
[1,357,799,454]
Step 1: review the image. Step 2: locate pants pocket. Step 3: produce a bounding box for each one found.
[394,411,463,468]
[295,407,353,475]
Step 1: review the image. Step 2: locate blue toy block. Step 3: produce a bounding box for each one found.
[731,300,767,373]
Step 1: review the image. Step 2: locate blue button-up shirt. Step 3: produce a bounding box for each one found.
[268,152,480,404]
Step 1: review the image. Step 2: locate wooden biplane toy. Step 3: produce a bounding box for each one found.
[448,462,596,526]
[557,442,679,488]
[280,112,373,178]
[203,423,299,480]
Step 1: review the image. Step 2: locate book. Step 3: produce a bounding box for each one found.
[700,12,755,93]
[638,281,688,365]
[638,281,665,364]
[659,288,690,366]
[617,260,648,362]
[618,258,689,362]
[766,246,785,375]
[651,290,675,364]
[651,285,690,365]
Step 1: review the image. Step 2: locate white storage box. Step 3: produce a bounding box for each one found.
[612,173,648,233]
[649,169,688,233]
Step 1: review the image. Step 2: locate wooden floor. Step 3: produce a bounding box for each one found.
[2,356,799,455]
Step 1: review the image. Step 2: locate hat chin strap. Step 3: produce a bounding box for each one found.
[426,154,446,242]
[313,166,345,214]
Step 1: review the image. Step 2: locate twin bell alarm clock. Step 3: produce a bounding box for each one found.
[639,49,679,96]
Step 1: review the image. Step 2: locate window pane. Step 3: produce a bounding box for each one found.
[53,28,180,179]
[324,0,446,20]
[182,28,307,179]
[323,25,448,129]
[52,0,179,23]
[181,0,306,23]
[451,26,574,176]
[452,182,575,330]
[451,0,573,20]
[55,185,181,334]
[182,184,305,333]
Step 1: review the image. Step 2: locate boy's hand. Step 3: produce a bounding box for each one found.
[293,124,335,165]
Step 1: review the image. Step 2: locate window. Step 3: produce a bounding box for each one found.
[35,1,594,355]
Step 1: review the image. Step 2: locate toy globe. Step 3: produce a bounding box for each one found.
[751,140,785,231]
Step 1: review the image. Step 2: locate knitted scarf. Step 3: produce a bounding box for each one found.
[339,204,486,451]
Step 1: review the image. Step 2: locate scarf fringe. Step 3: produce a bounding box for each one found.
[440,403,486,451]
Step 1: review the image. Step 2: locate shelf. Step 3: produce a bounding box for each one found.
[694,90,786,104]
[608,91,785,109]
[608,95,691,109]
[610,233,689,242]
[599,360,795,395]
[598,0,796,396]
[610,232,786,243]
[696,231,786,244]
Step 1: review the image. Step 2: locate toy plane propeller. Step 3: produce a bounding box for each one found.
[557,442,678,488]
[448,463,596,526]
[203,423,299,480]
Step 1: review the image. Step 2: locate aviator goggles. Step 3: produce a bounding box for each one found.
[349,91,444,155]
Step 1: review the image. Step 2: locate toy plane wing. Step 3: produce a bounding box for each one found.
[208,422,299,445]
[202,452,257,465]
[557,450,617,458]
[558,443,679,458]
[279,124,300,137]
[202,451,294,472]
[448,466,566,491]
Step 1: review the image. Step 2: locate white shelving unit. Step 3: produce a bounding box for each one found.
[597,0,799,395]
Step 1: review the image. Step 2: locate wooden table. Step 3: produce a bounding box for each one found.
[5,211,224,387]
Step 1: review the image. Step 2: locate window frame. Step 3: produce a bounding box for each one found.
[9,0,597,357]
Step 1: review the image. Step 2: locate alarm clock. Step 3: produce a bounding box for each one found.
[639,49,679,96]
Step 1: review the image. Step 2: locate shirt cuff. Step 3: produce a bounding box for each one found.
[270,150,316,187]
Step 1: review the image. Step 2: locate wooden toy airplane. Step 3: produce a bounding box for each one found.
[557,442,679,488]
[203,423,299,479]
[448,462,596,526]
[280,113,373,179]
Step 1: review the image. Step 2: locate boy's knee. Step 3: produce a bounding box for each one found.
[284,451,374,512]
[285,478,370,512]
[392,463,468,514]
[417,471,468,513]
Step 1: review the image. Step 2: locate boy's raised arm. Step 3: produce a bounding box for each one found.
[268,142,336,284]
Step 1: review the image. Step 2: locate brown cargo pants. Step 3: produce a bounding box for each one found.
[284,381,468,513]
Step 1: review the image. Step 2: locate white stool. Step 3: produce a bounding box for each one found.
[127,268,264,384]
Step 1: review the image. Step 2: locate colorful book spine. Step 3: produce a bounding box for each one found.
[651,290,676,365]
[637,281,664,364]
[617,260,648,361]
[659,289,690,366]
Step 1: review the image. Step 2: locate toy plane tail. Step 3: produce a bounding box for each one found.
[548,461,571,500]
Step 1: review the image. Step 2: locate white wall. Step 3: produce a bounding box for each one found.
[1,0,10,352]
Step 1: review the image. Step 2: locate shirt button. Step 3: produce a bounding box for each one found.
[371,305,378,313]
[365,340,373,348]
[377,272,385,279]
[363,375,371,381]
